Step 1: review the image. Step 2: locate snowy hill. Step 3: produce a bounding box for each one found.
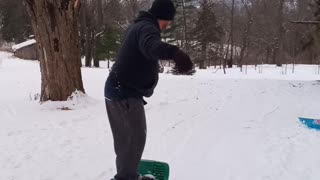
[1,51,320,180]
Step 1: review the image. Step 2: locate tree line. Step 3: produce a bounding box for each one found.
[1,0,320,68]
[1,0,320,101]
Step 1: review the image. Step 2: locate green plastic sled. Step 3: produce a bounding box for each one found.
[138,160,169,180]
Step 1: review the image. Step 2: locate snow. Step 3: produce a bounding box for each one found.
[12,39,36,51]
[1,51,320,180]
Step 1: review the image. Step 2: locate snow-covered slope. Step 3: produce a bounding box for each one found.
[1,51,320,180]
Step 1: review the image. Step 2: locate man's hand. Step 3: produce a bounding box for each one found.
[172,49,195,75]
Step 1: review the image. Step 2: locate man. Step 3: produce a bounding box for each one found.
[104,0,194,179]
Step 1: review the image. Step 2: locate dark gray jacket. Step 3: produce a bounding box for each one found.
[105,11,178,100]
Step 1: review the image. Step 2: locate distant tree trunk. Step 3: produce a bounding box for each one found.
[275,0,285,67]
[24,0,85,102]
[182,0,190,53]
[85,29,94,67]
[239,0,253,71]
[79,1,87,57]
[199,42,207,69]
[224,37,231,73]
[266,47,271,64]
[218,41,224,69]
[272,47,277,64]
[292,32,298,73]
[93,40,100,67]
[239,18,253,71]
[84,1,95,67]
[93,0,104,68]
[228,0,235,68]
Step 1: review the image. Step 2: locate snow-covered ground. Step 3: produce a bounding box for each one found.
[1,51,320,180]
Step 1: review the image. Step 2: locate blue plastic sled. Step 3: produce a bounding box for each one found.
[299,117,320,130]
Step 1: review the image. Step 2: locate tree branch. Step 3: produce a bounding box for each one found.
[290,20,320,25]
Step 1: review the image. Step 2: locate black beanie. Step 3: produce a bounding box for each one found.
[149,0,176,21]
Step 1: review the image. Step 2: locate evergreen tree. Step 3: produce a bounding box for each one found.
[193,0,223,69]
[95,28,121,62]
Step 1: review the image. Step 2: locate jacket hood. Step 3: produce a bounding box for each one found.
[134,11,160,30]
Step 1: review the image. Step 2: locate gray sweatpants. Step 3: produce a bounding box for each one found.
[105,98,147,180]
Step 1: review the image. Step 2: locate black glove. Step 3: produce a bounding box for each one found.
[172,49,195,75]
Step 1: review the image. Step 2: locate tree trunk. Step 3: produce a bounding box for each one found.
[79,0,87,56]
[266,47,270,64]
[85,28,94,67]
[228,0,235,68]
[84,1,94,67]
[199,42,207,69]
[239,0,253,71]
[93,0,104,68]
[224,37,231,72]
[239,17,252,71]
[24,0,85,102]
[182,0,190,53]
[275,0,285,67]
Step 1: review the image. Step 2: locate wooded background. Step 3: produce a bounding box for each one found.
[1,0,320,68]
[1,0,320,101]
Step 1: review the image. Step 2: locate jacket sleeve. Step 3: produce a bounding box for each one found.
[138,24,178,61]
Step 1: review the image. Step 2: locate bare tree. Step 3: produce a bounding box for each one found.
[83,0,95,67]
[228,0,235,68]
[238,0,253,71]
[273,0,285,67]
[93,0,104,67]
[24,0,85,101]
